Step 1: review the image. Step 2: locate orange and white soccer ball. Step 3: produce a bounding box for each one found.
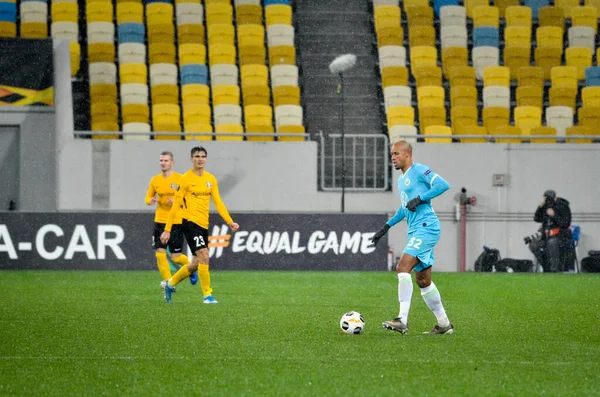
[340,311,365,335]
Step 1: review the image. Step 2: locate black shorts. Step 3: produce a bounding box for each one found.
[181,219,209,255]
[152,222,184,254]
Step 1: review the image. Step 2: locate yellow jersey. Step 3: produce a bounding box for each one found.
[145,172,183,224]
[165,169,233,232]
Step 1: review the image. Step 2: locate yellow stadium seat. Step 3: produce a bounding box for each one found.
[91,102,118,124]
[147,24,175,44]
[120,63,147,84]
[419,107,446,132]
[538,7,565,27]
[181,84,210,105]
[122,104,150,124]
[451,106,478,127]
[152,84,179,105]
[237,24,264,46]
[556,0,580,17]
[516,86,543,108]
[409,25,435,47]
[566,47,592,80]
[179,44,206,65]
[483,66,510,87]
[86,2,114,23]
[273,86,300,107]
[405,5,433,28]
[269,45,295,65]
[265,4,292,26]
[146,3,173,24]
[473,6,499,28]
[184,123,213,141]
[51,3,78,23]
[183,104,211,125]
[153,123,182,140]
[585,0,600,11]
[410,46,437,69]
[424,126,453,143]
[239,44,266,66]
[551,66,578,90]
[454,125,488,143]
[212,85,240,106]
[518,66,544,88]
[417,86,445,108]
[494,0,519,17]
[566,125,595,143]
[504,26,531,48]
[535,47,563,80]
[451,86,478,107]
[236,4,262,25]
[549,87,577,109]
[514,106,542,135]
[243,85,270,106]
[464,0,488,19]
[503,47,530,80]
[20,22,47,38]
[449,66,476,87]
[413,65,442,87]
[530,126,558,143]
[70,42,80,77]
[208,23,235,46]
[0,22,16,37]
[381,66,409,88]
[581,87,600,107]
[91,122,120,140]
[209,44,236,65]
[245,123,275,141]
[374,5,401,33]
[149,43,176,64]
[483,106,510,130]
[577,106,600,128]
[277,125,305,141]
[241,64,269,87]
[377,27,403,47]
[88,43,115,63]
[153,104,182,140]
[117,2,143,24]
[215,123,244,141]
[490,125,522,143]
[387,106,415,126]
[504,6,531,26]
[90,83,117,104]
[536,27,564,49]
[244,104,273,126]
[177,24,205,45]
[205,3,232,25]
[571,6,598,33]
[441,47,468,78]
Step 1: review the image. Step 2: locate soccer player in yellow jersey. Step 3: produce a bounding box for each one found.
[160,146,240,304]
[145,151,198,287]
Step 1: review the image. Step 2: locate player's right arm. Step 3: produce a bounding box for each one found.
[164,176,186,233]
[386,206,406,228]
[145,177,157,205]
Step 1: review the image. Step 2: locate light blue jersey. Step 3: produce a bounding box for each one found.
[387,162,450,270]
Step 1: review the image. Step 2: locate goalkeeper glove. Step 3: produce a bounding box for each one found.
[406,196,422,212]
[371,224,390,246]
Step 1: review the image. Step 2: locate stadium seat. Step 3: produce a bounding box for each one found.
[119,43,146,64]
[184,123,213,141]
[577,106,600,128]
[504,5,532,26]
[419,107,447,132]
[214,123,244,141]
[277,125,306,141]
[530,126,557,143]
[566,47,592,81]
[536,27,564,49]
[121,104,150,124]
[378,45,406,69]
[504,26,531,49]
[205,3,233,25]
[87,2,113,23]
[434,0,460,16]
[565,126,595,143]
[242,64,269,87]
[538,6,565,27]
[571,6,598,33]
[117,2,144,24]
[267,24,294,47]
[181,65,209,85]
[516,86,543,108]
[417,86,445,108]
[581,87,600,107]
[473,27,499,48]
[514,106,542,136]
[88,43,115,63]
[568,27,595,52]
[273,86,300,106]
[410,46,438,69]
[20,1,46,24]
[449,66,476,87]
[244,104,273,127]
[414,66,442,87]
[152,85,179,105]
[269,45,295,65]
[586,67,600,87]
[454,125,488,143]
[556,0,580,17]
[179,44,207,65]
[473,46,499,80]
[120,63,147,84]
[440,26,468,49]
[483,106,510,130]
[377,27,404,47]
[518,66,544,88]
[424,125,453,143]
[275,105,303,128]
[122,122,151,141]
[208,23,235,46]
[209,44,236,66]
[387,106,415,126]
[549,87,577,109]
[483,66,510,87]
[409,25,436,47]
[51,2,78,23]
[546,105,573,137]
[381,66,409,88]
[374,5,401,34]
[535,47,563,80]
[120,84,149,105]
[236,4,262,25]
[178,24,205,45]
[503,47,531,80]
[464,0,487,19]
[490,125,523,143]
[483,86,510,108]
[388,125,418,144]
[153,104,182,140]
[525,0,550,19]
[210,64,238,86]
[451,85,478,107]
[91,122,120,140]
[494,0,519,17]
[212,85,240,105]
[238,24,265,46]
[441,47,468,77]
[149,43,176,64]
[451,106,478,127]
[90,83,117,104]
[91,102,118,125]
[384,86,412,108]
[176,3,204,25]
[405,5,434,28]
[239,43,266,66]
[90,62,117,85]
[439,5,466,27]
[265,4,292,26]
[183,104,212,126]
[472,6,499,28]
[150,64,178,87]
[551,66,578,90]
[243,85,270,106]
[118,23,145,44]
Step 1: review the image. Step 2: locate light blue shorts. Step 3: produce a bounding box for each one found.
[403,226,441,272]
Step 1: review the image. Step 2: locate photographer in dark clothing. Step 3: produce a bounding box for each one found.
[533,190,573,272]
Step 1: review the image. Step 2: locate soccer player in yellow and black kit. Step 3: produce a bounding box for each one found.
[145,151,198,286]
[160,146,239,304]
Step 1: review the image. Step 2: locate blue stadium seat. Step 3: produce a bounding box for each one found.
[434,0,460,16]
[524,0,550,19]
[118,23,145,44]
[0,2,17,23]
[585,67,600,86]
[181,64,208,85]
[264,0,291,5]
[473,27,499,48]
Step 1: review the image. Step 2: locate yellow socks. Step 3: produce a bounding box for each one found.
[155,252,171,280]
[171,254,189,267]
[170,265,191,286]
[198,264,212,296]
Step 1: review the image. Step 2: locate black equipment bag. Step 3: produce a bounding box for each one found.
[474,246,500,272]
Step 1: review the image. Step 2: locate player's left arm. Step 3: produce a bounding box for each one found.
[210,178,239,231]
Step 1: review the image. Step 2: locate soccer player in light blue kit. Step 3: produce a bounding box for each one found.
[371,140,454,335]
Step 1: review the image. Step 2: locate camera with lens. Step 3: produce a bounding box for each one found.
[524,231,542,245]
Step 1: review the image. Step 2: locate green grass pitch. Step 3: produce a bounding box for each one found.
[1,270,599,396]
